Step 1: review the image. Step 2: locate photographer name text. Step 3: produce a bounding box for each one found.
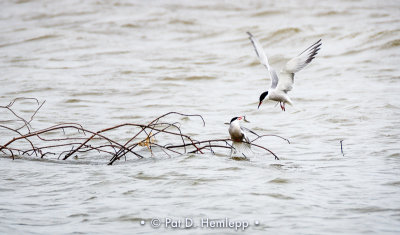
[144,217,257,230]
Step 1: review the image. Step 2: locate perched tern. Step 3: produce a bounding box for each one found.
[228,116,251,156]
[247,32,322,111]
[229,116,250,143]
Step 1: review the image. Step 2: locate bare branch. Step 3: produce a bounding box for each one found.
[1,99,286,164]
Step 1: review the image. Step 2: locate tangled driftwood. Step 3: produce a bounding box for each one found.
[0,98,289,165]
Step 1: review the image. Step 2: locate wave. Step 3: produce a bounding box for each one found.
[251,10,282,17]
[316,10,350,16]
[0,34,59,48]
[162,75,217,81]
[380,39,400,49]
[270,27,301,38]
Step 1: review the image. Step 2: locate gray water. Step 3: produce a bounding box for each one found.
[1,0,400,234]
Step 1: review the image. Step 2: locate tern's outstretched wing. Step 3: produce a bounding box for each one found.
[277,39,322,93]
[241,126,259,138]
[247,32,278,89]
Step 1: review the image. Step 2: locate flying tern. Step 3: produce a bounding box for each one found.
[247,32,322,111]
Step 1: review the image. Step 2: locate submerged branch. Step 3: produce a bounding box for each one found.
[1,98,287,164]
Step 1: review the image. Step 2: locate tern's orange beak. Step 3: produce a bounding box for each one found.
[258,101,262,109]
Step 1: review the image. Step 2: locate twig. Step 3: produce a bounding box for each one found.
[251,134,290,144]
[1,99,285,164]
[340,140,344,157]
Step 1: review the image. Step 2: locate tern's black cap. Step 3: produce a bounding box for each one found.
[259,91,268,102]
[230,117,238,123]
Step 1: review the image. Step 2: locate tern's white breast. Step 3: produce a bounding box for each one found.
[229,121,243,141]
[268,90,292,104]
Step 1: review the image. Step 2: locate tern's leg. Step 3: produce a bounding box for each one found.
[283,102,286,111]
[279,102,284,111]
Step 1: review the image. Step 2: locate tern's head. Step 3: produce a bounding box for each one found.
[258,91,268,109]
[230,116,249,124]
[230,117,238,123]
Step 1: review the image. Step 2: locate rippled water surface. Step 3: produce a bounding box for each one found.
[1,0,400,234]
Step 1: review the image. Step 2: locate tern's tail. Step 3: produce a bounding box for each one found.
[230,141,252,157]
[286,98,294,106]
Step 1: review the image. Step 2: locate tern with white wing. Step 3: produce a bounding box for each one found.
[247,32,322,111]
